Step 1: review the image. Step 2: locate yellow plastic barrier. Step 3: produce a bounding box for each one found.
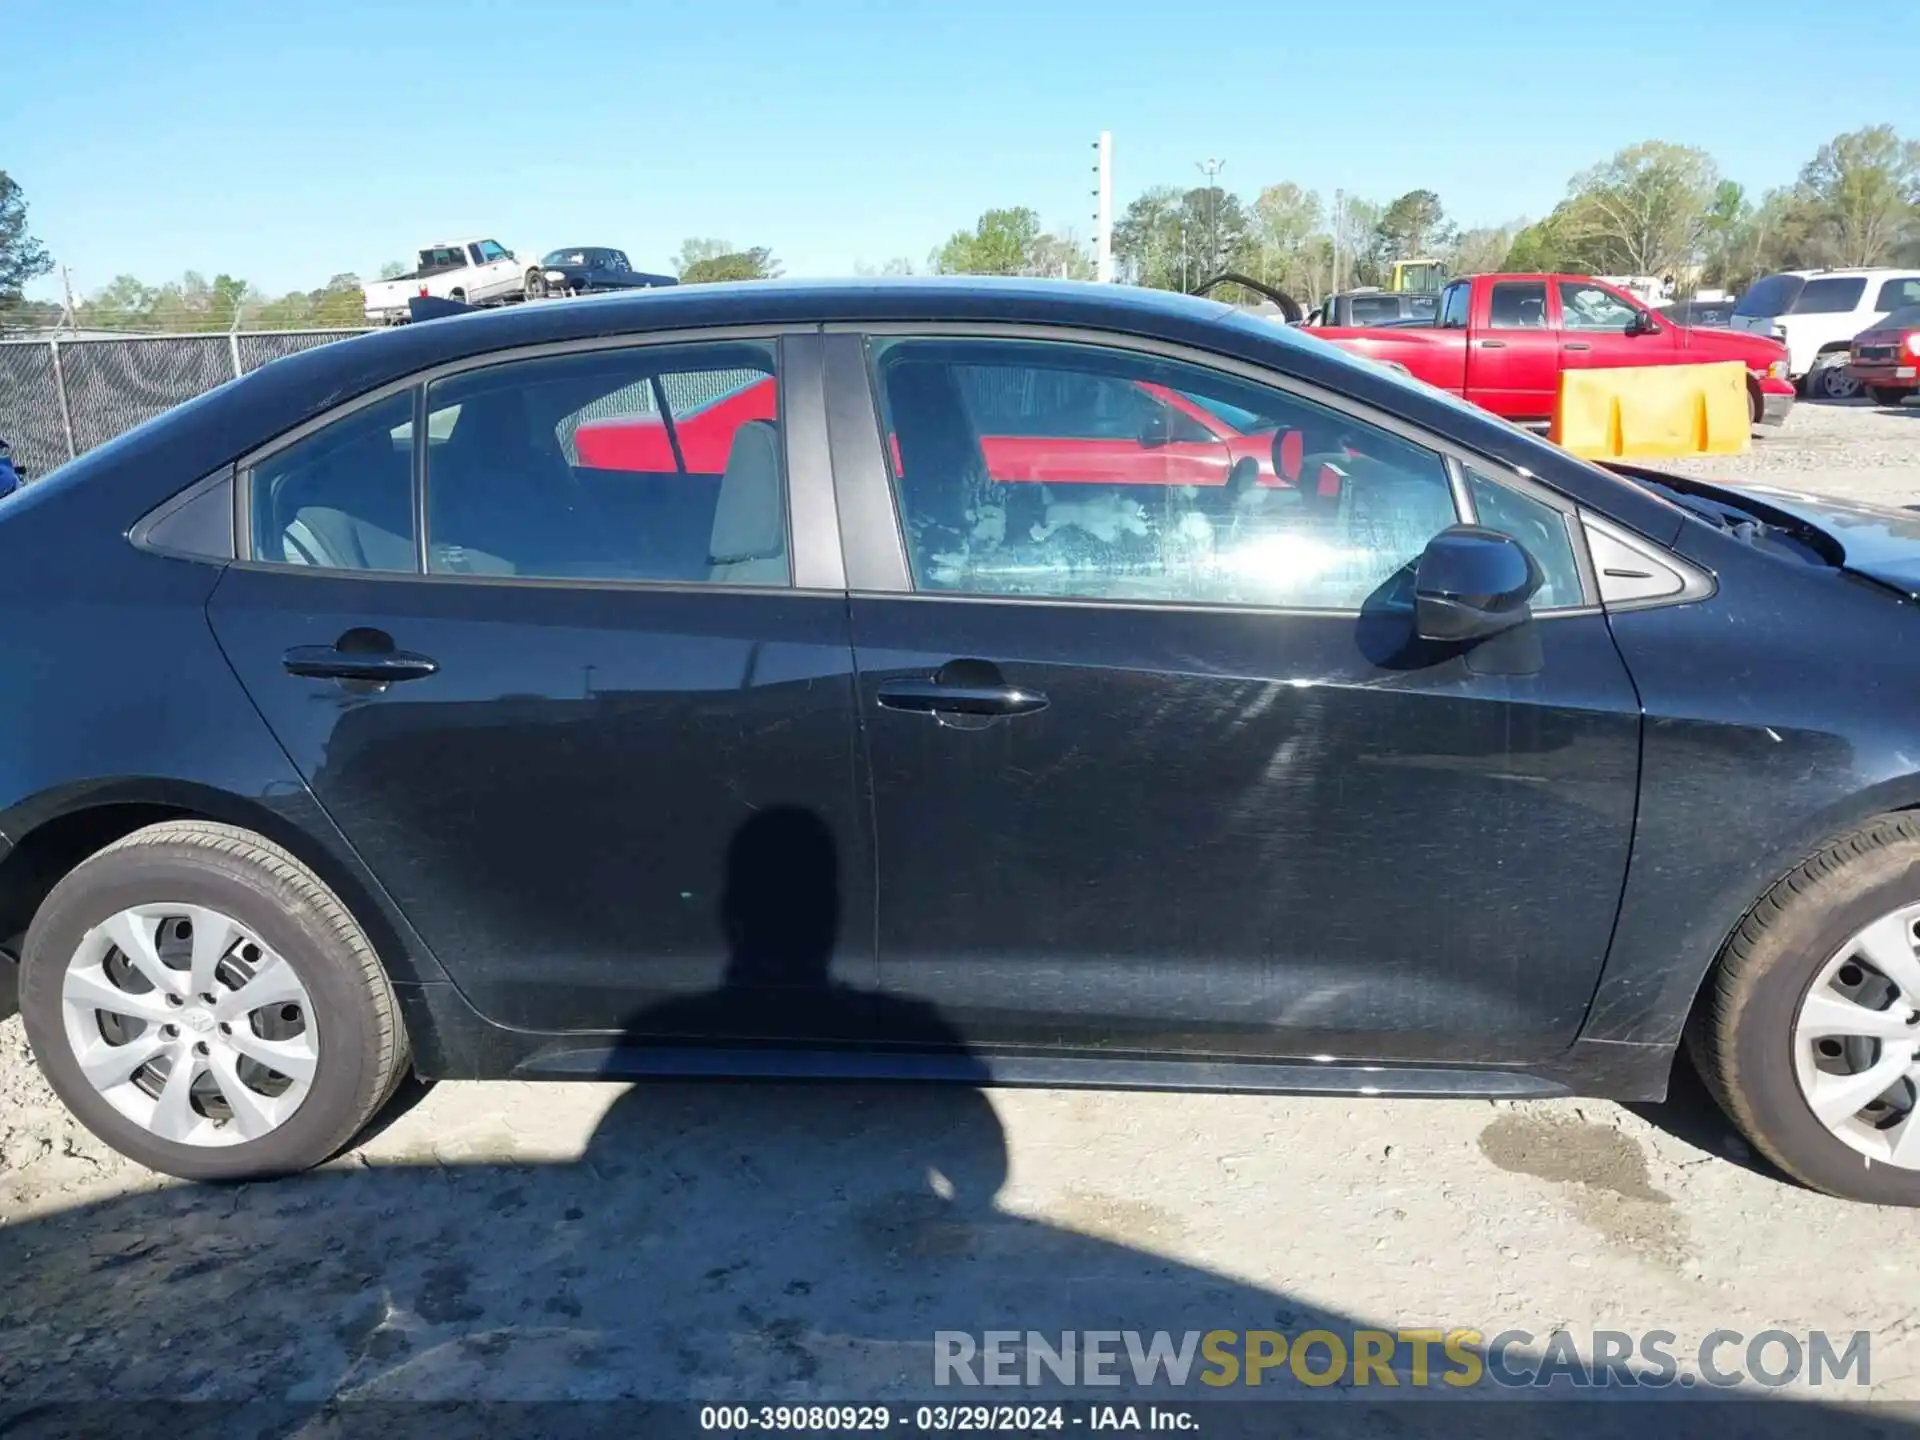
[1549,361,1751,459]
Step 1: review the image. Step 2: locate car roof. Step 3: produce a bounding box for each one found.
[40,276,1688,547]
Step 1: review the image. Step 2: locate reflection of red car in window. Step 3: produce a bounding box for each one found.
[571,377,1343,492]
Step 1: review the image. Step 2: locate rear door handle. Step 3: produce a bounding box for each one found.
[282,646,439,683]
[875,679,1048,717]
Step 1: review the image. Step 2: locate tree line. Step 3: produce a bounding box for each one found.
[926,125,1920,304]
[2,126,1915,332]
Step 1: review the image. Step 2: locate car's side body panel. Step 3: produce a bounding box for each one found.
[5,280,1915,1106]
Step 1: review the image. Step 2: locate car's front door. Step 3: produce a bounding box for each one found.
[1557,279,1661,370]
[833,332,1641,1064]
[207,334,875,1039]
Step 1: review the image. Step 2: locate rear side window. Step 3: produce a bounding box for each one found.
[871,336,1461,611]
[1875,278,1920,312]
[1465,469,1582,609]
[1789,278,1867,314]
[1735,274,1804,318]
[248,392,417,572]
[1487,282,1548,329]
[423,341,785,585]
[1349,295,1404,325]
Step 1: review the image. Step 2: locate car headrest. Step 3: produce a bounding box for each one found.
[709,420,784,564]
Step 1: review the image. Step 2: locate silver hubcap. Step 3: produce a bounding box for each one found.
[60,905,318,1147]
[1818,363,1860,400]
[1793,903,1920,1168]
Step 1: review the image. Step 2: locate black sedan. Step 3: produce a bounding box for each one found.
[524,246,677,299]
[9,279,1920,1203]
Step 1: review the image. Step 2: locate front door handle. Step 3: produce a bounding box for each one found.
[1563,341,1592,351]
[282,645,439,683]
[876,678,1049,717]
[1478,339,1507,349]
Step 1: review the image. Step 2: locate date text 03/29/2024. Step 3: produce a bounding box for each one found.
[698,1404,1193,1432]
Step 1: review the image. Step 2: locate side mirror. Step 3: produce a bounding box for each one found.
[1414,525,1543,643]
[1629,309,1658,335]
[1138,412,1170,448]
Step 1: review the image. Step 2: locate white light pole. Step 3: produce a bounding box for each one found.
[1092,131,1114,283]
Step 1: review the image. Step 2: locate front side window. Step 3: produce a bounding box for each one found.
[1735,274,1803,318]
[248,391,416,572]
[1464,469,1582,609]
[1439,283,1470,329]
[1875,278,1920,312]
[872,338,1461,611]
[422,341,786,584]
[474,240,509,263]
[1789,277,1867,314]
[1559,282,1640,331]
[1487,282,1549,329]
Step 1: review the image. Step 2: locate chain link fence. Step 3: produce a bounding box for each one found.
[0,329,369,479]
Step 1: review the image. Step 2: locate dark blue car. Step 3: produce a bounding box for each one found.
[0,436,22,498]
[7,279,1920,1204]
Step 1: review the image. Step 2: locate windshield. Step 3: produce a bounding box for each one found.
[1788,277,1867,314]
[542,249,587,266]
[1734,274,1803,318]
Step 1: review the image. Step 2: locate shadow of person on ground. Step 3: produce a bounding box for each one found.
[0,809,1913,1438]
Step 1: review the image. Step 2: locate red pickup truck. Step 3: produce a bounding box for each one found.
[1319,273,1795,426]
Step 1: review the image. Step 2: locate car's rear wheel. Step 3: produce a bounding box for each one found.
[1870,386,1909,408]
[1692,814,1920,1204]
[17,820,408,1181]
[525,269,547,300]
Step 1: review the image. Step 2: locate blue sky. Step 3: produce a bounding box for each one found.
[4,0,1914,301]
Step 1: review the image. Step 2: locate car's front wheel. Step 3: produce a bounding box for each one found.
[525,269,548,300]
[18,820,408,1181]
[1693,814,1920,1204]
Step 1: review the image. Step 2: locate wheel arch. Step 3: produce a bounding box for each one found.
[1613,786,1920,1055]
[0,779,448,992]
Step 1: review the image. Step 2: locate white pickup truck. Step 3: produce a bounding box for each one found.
[361,238,536,324]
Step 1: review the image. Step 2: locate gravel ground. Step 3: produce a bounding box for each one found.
[3,397,1919,1431]
[1665,394,1920,505]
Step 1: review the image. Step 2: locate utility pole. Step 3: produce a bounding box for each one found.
[1196,158,1225,276]
[1091,131,1114,283]
[59,266,77,329]
[1332,188,1345,296]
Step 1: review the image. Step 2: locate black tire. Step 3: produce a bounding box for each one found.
[18,820,408,1181]
[525,269,547,301]
[1690,814,1920,1205]
[1870,386,1910,408]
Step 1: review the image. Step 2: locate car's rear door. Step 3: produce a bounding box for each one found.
[207,331,874,1041]
[1470,278,1562,419]
[825,328,1641,1065]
